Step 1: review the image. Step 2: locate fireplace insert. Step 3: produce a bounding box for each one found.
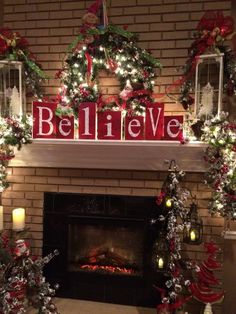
[43,192,162,307]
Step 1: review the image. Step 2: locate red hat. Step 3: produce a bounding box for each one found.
[88,0,102,15]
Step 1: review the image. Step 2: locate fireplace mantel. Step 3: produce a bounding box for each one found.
[9,140,207,172]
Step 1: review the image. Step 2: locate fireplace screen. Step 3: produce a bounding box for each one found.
[68,220,143,276]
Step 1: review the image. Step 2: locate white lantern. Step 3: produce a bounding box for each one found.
[0,60,26,116]
[194,53,224,119]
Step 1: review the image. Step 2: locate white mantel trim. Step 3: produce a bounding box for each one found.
[9,140,207,172]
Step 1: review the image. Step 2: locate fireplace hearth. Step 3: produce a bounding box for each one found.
[43,192,162,307]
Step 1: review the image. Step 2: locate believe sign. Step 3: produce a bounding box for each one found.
[33,101,183,141]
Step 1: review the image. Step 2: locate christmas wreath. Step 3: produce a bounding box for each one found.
[57,0,161,117]
[201,112,236,219]
[0,28,47,98]
[170,11,235,111]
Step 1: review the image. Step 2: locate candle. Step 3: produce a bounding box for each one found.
[0,206,3,231]
[158,257,164,269]
[12,208,25,231]
[190,230,196,242]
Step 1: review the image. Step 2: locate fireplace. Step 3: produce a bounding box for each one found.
[43,192,162,307]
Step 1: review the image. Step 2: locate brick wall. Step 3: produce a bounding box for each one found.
[2,1,232,313]
[3,0,232,113]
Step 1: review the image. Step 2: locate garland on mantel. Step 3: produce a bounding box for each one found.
[201,112,236,219]
[0,115,32,192]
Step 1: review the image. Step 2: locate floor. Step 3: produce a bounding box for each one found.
[27,298,156,314]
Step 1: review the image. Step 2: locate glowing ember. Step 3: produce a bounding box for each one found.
[80,264,135,275]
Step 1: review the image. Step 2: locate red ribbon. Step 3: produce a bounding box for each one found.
[85,51,93,80]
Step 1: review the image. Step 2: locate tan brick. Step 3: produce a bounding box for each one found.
[50,11,73,19]
[163,12,189,22]
[13,168,35,176]
[119,180,145,188]
[27,11,49,20]
[124,7,149,15]
[150,22,175,31]
[35,184,58,192]
[37,3,60,11]
[50,28,73,36]
[47,177,70,184]
[203,1,231,10]
[12,184,34,191]
[25,176,47,184]
[137,0,162,4]
[3,191,25,199]
[8,175,25,183]
[176,3,203,11]
[36,169,59,176]
[25,192,43,200]
[58,185,83,193]
[61,1,85,10]
[111,0,136,6]
[111,16,135,24]
[12,199,32,207]
[176,21,198,30]
[33,200,44,208]
[4,13,26,21]
[151,4,175,13]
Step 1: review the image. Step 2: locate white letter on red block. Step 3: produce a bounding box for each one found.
[97,111,122,140]
[164,116,183,140]
[145,103,164,140]
[56,116,74,139]
[33,101,57,139]
[125,116,144,140]
[79,102,96,139]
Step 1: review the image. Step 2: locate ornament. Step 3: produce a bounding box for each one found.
[204,303,213,314]
[10,86,21,115]
[119,79,133,101]
[198,82,214,118]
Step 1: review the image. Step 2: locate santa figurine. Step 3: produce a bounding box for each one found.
[81,0,102,31]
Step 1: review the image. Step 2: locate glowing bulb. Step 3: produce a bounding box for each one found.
[190,230,196,241]
[158,257,164,269]
[165,199,172,208]
[74,63,79,68]
[99,46,104,51]
[82,46,87,50]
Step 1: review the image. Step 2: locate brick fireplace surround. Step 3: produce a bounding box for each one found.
[3,148,223,314]
[2,0,236,313]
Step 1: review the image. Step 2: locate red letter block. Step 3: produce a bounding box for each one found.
[97,111,122,140]
[145,103,164,140]
[125,116,144,140]
[79,102,97,139]
[56,116,74,139]
[33,101,57,139]
[163,116,183,141]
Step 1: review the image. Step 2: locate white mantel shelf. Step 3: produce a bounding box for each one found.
[9,140,208,172]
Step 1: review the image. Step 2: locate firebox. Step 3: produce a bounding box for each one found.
[43,192,161,307]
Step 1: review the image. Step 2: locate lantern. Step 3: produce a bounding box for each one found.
[194,53,224,119]
[0,60,25,116]
[183,203,203,245]
[151,233,169,272]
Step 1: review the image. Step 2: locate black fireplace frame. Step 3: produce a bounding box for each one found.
[43,192,161,307]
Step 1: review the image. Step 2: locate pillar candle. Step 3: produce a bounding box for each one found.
[190,230,196,242]
[0,206,3,231]
[12,208,25,231]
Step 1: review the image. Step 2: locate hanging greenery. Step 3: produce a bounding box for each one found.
[0,28,47,98]
[57,1,161,117]
[0,115,32,192]
[201,112,236,219]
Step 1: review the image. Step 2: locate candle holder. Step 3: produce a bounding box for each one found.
[183,202,203,245]
[151,233,169,272]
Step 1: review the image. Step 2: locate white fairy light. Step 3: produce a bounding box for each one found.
[74,63,79,68]
[99,46,104,51]
[82,46,87,51]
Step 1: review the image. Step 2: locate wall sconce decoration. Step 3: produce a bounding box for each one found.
[194,53,223,119]
[183,202,203,245]
[0,61,25,116]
